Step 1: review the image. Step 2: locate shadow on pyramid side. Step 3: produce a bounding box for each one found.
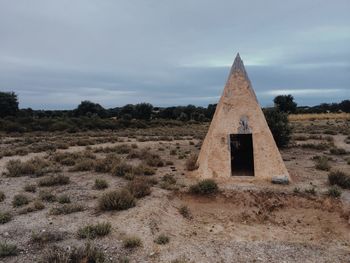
[195,53,290,182]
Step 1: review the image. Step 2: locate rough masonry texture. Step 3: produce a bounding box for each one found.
[196,53,290,181]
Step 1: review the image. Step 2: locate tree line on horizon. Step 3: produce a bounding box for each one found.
[1,91,350,121]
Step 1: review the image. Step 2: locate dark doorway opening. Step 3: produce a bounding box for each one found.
[230,134,254,176]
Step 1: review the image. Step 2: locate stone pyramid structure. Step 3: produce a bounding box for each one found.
[196,53,289,181]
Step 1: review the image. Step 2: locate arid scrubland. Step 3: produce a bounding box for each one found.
[0,117,350,262]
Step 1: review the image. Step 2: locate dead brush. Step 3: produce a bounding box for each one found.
[38,174,70,187]
[50,203,85,215]
[4,157,53,177]
[98,189,135,211]
[111,162,133,177]
[41,243,105,263]
[94,154,120,173]
[313,156,331,171]
[127,178,151,198]
[69,159,96,172]
[31,230,64,244]
[77,222,111,239]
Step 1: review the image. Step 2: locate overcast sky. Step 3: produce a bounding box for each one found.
[0,0,349,109]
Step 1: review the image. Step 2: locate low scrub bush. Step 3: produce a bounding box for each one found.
[190,179,218,195]
[41,243,105,263]
[127,178,151,198]
[314,156,331,171]
[12,194,30,207]
[39,190,57,202]
[304,187,317,195]
[50,203,85,215]
[38,174,70,187]
[179,205,191,219]
[330,147,347,155]
[0,212,12,224]
[328,170,350,189]
[154,234,169,245]
[123,236,142,249]
[77,222,111,239]
[111,162,133,177]
[98,189,135,211]
[5,157,52,177]
[0,242,18,258]
[69,159,96,172]
[24,184,37,193]
[58,195,71,204]
[327,186,342,198]
[31,230,64,244]
[94,154,120,173]
[160,174,177,190]
[0,191,5,202]
[94,178,109,190]
[301,143,331,150]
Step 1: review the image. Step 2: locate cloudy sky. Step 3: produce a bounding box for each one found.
[0,0,349,109]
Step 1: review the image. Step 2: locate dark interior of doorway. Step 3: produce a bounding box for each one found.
[230,134,254,176]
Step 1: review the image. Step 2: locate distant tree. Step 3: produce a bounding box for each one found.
[134,103,153,120]
[264,108,291,148]
[339,100,350,113]
[273,95,297,113]
[74,101,106,117]
[205,104,217,119]
[0,91,19,117]
[120,104,135,118]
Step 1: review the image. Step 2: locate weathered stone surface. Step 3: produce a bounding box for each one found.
[271,175,290,185]
[195,53,290,181]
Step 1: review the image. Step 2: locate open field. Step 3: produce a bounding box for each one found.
[0,118,350,263]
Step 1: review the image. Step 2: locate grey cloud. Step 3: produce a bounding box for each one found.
[0,0,349,109]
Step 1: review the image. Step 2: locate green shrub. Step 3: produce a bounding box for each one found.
[38,174,70,187]
[154,234,169,245]
[98,189,135,211]
[0,212,12,224]
[0,191,5,202]
[327,186,342,198]
[190,179,218,195]
[127,178,151,198]
[77,222,111,239]
[24,184,37,193]
[185,154,198,171]
[328,170,350,189]
[58,195,71,204]
[12,194,30,207]
[123,236,142,249]
[263,108,291,148]
[0,242,18,258]
[94,178,109,190]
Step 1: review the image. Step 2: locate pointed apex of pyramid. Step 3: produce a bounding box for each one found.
[230,52,246,73]
[228,52,249,82]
